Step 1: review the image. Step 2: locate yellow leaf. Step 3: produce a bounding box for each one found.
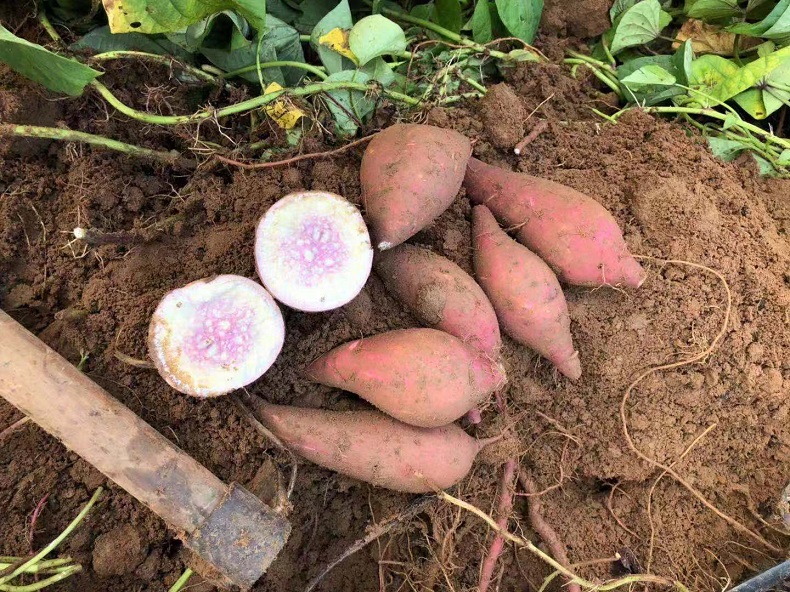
[318,28,358,64]
[263,82,306,129]
[673,19,760,56]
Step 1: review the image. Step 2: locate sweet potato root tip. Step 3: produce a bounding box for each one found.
[472,206,581,380]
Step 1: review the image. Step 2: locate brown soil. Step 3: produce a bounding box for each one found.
[1,4,790,592]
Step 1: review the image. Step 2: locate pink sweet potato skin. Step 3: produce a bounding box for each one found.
[473,206,581,380]
[250,400,484,493]
[360,124,472,250]
[464,157,646,288]
[375,245,501,357]
[307,328,506,428]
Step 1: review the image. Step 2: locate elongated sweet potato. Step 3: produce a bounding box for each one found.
[307,328,506,427]
[464,157,646,288]
[375,245,501,356]
[360,124,472,250]
[248,399,488,493]
[473,205,581,380]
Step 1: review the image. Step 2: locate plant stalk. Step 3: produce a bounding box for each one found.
[89,51,219,83]
[0,489,102,586]
[223,61,328,80]
[91,79,419,126]
[0,124,195,167]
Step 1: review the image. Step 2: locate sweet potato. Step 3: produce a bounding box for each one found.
[360,124,472,250]
[375,245,501,356]
[473,205,581,380]
[307,328,506,427]
[464,157,646,288]
[248,399,488,493]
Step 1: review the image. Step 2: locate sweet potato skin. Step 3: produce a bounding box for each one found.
[250,401,483,493]
[464,157,646,288]
[360,124,472,250]
[375,245,501,357]
[473,205,581,380]
[307,328,506,427]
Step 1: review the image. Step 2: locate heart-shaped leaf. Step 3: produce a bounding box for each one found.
[348,15,406,66]
[611,0,672,54]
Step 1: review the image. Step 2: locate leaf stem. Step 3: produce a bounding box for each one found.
[36,9,63,46]
[89,51,219,83]
[0,489,102,587]
[223,61,328,80]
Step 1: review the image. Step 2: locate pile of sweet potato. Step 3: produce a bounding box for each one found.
[253,123,646,493]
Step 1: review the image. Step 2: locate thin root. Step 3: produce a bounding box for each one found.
[621,256,782,556]
[304,496,435,592]
[216,134,375,170]
[0,417,31,442]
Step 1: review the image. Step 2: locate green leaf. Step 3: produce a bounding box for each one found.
[672,39,693,85]
[617,54,684,105]
[722,112,740,128]
[323,70,375,136]
[727,0,790,37]
[703,45,790,109]
[610,0,638,23]
[495,0,544,44]
[267,0,300,25]
[707,136,748,160]
[621,64,677,87]
[167,10,249,53]
[71,26,194,61]
[311,0,355,73]
[293,0,339,34]
[348,15,407,66]
[611,0,671,54]
[201,14,305,86]
[684,0,742,20]
[471,0,494,42]
[776,148,790,165]
[0,24,101,96]
[688,53,739,104]
[731,52,790,119]
[753,154,778,175]
[102,0,270,35]
[434,0,463,33]
[360,56,401,86]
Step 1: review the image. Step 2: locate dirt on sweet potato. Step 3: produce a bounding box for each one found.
[1,4,789,592]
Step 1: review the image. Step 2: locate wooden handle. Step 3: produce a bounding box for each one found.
[0,310,289,589]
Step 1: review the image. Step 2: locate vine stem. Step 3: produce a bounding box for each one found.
[91,79,419,126]
[222,61,328,80]
[437,490,690,592]
[89,51,220,83]
[0,124,195,167]
[0,565,82,592]
[613,106,790,150]
[0,488,103,587]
